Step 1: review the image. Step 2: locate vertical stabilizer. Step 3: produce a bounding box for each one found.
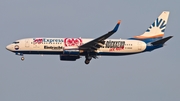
[134,11,170,39]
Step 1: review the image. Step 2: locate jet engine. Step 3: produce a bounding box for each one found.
[60,46,81,61]
[60,55,80,61]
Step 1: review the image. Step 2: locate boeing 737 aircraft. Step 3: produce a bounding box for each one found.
[6,11,172,64]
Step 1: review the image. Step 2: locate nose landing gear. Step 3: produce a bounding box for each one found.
[21,57,25,61]
[15,53,25,61]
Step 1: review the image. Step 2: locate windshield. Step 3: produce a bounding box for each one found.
[13,42,19,44]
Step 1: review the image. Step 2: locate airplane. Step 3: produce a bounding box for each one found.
[6,11,173,64]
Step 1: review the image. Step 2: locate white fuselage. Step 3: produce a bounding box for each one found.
[5,11,171,64]
[6,38,147,55]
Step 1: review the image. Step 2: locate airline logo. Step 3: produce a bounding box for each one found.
[146,18,166,32]
[33,38,63,44]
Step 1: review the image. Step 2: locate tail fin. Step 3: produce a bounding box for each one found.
[134,11,170,39]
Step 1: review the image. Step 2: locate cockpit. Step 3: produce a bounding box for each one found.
[13,41,19,44]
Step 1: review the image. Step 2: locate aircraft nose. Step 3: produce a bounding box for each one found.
[6,44,12,51]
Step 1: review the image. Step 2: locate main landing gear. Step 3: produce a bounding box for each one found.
[84,55,92,65]
[85,59,90,64]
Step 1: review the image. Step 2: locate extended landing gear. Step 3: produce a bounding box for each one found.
[15,53,25,61]
[21,57,25,61]
[84,55,92,65]
[85,59,90,64]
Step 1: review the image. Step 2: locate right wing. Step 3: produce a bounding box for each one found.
[79,20,121,50]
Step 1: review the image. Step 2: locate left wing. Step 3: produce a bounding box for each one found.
[79,20,121,50]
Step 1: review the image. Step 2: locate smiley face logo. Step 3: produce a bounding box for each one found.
[14,45,19,50]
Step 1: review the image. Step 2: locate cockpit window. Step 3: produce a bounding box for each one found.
[13,42,19,44]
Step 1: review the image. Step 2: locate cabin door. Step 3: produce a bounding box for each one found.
[25,40,30,48]
[138,42,142,50]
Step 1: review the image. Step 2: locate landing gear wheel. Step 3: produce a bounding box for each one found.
[21,57,25,61]
[85,60,90,64]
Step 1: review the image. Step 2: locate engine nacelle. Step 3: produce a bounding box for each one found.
[60,55,80,61]
[63,46,80,55]
[63,50,80,55]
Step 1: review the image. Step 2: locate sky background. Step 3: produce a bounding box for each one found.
[0,0,180,101]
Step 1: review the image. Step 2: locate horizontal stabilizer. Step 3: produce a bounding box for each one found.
[151,36,173,45]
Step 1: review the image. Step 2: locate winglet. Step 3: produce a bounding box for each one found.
[117,20,121,24]
[112,20,121,32]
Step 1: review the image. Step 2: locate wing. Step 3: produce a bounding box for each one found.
[79,20,121,50]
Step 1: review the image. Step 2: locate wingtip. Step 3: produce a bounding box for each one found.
[117,20,121,24]
[169,36,173,38]
[112,20,121,32]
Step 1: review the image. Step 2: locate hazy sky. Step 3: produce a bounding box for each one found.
[1,0,180,101]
